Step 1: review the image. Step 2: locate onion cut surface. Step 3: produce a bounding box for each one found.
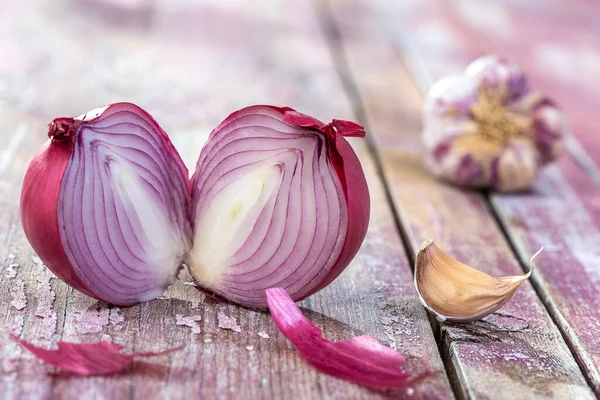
[20,103,192,306]
[266,288,411,389]
[187,106,370,307]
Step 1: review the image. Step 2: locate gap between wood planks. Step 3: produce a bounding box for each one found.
[312,0,459,397]
[395,1,600,395]
[314,0,599,398]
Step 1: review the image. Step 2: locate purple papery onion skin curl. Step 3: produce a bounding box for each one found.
[187,105,370,308]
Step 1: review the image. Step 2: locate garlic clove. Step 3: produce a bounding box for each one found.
[423,74,478,121]
[490,138,540,191]
[465,55,528,102]
[425,132,540,191]
[414,240,542,323]
[511,93,569,164]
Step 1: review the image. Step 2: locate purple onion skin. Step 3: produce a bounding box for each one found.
[187,105,370,308]
[21,103,192,306]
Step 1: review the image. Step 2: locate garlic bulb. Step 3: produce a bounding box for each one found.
[422,55,568,191]
[414,240,543,323]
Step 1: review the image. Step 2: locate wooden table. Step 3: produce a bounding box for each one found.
[1,0,599,398]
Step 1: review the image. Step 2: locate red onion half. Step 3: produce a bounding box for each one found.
[187,106,370,307]
[20,103,192,306]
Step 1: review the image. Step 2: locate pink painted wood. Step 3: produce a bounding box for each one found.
[374,0,600,393]
[0,0,452,398]
[328,0,597,398]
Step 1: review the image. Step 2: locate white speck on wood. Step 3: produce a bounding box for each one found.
[31,255,43,265]
[74,307,110,334]
[11,315,24,335]
[383,326,397,350]
[175,314,202,334]
[39,312,57,340]
[101,334,112,342]
[10,278,26,310]
[34,263,55,318]
[380,314,399,326]
[2,357,20,374]
[32,263,57,339]
[109,309,124,326]
[204,338,212,343]
[218,312,241,333]
[5,263,18,278]
[257,331,270,339]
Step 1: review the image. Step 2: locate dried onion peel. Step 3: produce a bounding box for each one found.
[266,288,411,388]
[12,334,181,375]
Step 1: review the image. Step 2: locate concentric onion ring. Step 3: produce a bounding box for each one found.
[21,103,192,305]
[187,106,370,307]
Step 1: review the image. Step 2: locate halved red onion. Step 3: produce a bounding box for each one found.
[20,103,192,306]
[266,288,411,389]
[187,106,370,307]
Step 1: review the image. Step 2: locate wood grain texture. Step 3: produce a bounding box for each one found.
[326,0,596,398]
[445,0,600,393]
[374,0,600,394]
[0,0,452,399]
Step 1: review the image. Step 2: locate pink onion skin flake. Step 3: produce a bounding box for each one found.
[187,106,370,308]
[266,288,411,389]
[20,103,193,306]
[12,334,182,376]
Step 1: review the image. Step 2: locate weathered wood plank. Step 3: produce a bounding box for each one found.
[327,0,596,398]
[0,0,453,398]
[438,0,600,393]
[375,0,600,393]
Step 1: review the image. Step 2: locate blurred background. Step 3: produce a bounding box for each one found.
[0,0,352,171]
[2,0,599,170]
[2,0,600,398]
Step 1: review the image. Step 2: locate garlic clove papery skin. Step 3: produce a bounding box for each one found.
[186,105,370,308]
[422,55,568,192]
[20,103,193,306]
[465,55,528,102]
[414,240,542,323]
